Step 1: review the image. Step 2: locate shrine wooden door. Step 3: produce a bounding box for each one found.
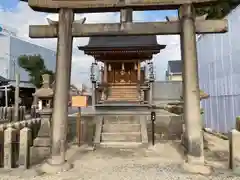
[107,62,137,84]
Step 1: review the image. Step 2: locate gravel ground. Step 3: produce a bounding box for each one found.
[0,138,238,180]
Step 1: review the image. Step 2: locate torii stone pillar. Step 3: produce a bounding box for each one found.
[179,4,205,167]
[42,8,74,173]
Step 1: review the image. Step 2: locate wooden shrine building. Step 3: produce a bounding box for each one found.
[79,35,166,105]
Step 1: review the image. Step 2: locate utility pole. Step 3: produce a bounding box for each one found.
[14,72,20,122]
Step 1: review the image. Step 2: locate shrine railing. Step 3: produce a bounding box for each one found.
[0,117,42,169]
[0,105,38,124]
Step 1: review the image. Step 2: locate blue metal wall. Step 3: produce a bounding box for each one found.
[9,36,56,82]
[197,5,240,133]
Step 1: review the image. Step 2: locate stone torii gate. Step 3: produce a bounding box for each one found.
[26,0,227,174]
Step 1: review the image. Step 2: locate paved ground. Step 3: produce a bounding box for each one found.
[0,132,238,180]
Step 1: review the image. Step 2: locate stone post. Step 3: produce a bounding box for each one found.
[42,9,74,173]
[4,125,17,169]
[179,4,204,165]
[19,127,31,169]
[229,129,240,175]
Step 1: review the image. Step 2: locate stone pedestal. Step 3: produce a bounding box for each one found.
[30,108,52,165]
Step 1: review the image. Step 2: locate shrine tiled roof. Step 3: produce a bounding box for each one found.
[78,35,166,50]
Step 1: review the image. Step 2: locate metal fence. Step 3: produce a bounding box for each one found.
[198,5,240,134]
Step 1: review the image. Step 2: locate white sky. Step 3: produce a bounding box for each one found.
[0,2,181,88]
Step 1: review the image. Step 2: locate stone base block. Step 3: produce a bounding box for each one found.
[40,160,73,174]
[182,161,212,175]
[34,137,51,147]
[30,147,51,165]
[186,155,205,165]
[233,167,240,176]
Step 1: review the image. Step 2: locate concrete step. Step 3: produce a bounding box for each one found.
[107,97,138,100]
[108,95,138,97]
[110,91,137,93]
[110,90,138,94]
[110,91,138,94]
[103,116,140,124]
[110,86,138,89]
[101,132,141,142]
[99,142,142,148]
[108,94,138,97]
[107,99,139,101]
[102,124,141,133]
[110,93,138,96]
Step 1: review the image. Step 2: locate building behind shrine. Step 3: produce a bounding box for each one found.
[0,25,56,107]
[198,4,240,134]
[0,25,56,87]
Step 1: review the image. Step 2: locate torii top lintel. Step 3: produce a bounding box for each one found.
[27,0,220,13]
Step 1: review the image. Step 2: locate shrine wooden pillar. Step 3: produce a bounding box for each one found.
[137,61,141,82]
[179,4,204,165]
[104,62,107,83]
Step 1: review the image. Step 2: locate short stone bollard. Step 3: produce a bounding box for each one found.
[0,130,4,167]
[4,125,17,169]
[229,129,240,175]
[19,127,32,169]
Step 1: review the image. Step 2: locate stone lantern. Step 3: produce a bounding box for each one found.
[31,74,54,164]
[33,74,54,111]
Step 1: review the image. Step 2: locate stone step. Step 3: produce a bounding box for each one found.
[103,116,140,124]
[99,142,142,148]
[101,132,141,142]
[110,89,137,91]
[102,124,141,133]
[110,86,138,89]
[110,93,138,96]
[109,95,138,97]
[104,118,140,124]
[108,95,137,100]
[109,94,138,97]
[107,98,139,101]
[111,90,137,93]
[110,95,137,97]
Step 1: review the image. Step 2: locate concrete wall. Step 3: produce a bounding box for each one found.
[67,115,96,145]
[146,114,183,141]
[152,81,182,103]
